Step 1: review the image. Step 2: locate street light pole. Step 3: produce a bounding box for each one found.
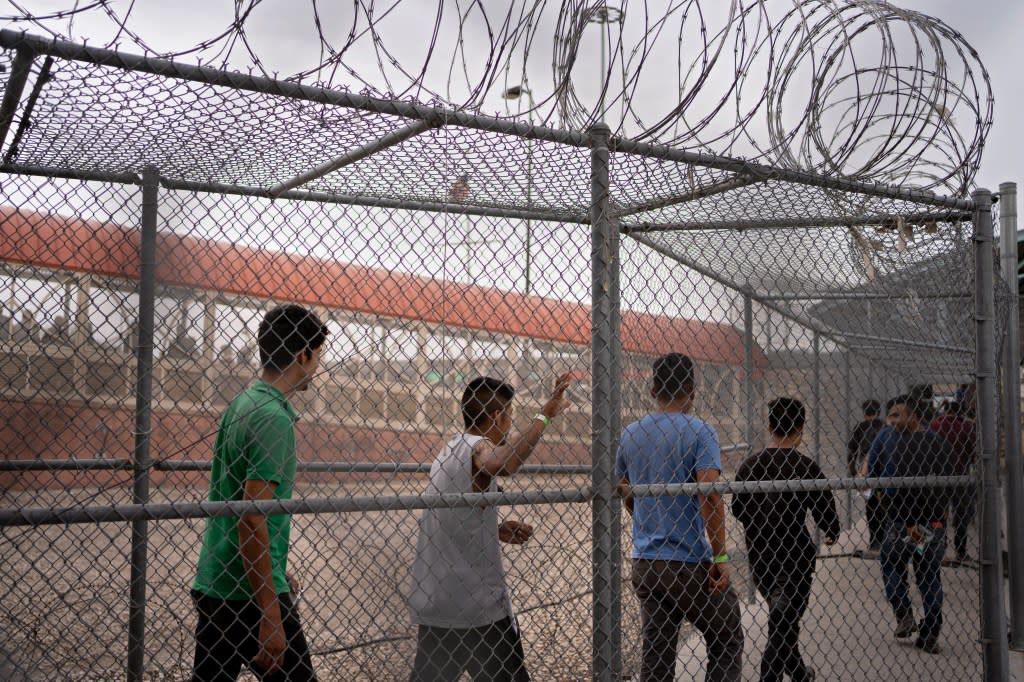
[587,5,624,121]
[503,85,536,295]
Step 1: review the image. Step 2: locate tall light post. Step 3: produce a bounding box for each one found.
[502,84,535,295]
[586,5,624,120]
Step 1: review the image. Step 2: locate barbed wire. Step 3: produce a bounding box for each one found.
[2,0,992,196]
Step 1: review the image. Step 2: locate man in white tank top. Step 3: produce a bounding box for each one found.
[409,374,572,682]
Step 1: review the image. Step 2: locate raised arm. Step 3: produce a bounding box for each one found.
[474,373,572,477]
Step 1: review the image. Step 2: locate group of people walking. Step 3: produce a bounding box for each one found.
[185,304,970,681]
[615,354,838,682]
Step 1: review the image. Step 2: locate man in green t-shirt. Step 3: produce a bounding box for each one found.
[190,304,329,682]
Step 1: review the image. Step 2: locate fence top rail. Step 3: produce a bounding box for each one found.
[0,476,974,527]
[0,29,975,214]
[1,444,751,474]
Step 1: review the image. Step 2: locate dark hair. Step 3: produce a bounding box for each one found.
[652,353,695,402]
[768,397,805,437]
[257,304,329,371]
[947,400,964,416]
[887,394,922,418]
[908,384,934,419]
[462,376,515,430]
[909,384,933,402]
[861,399,881,417]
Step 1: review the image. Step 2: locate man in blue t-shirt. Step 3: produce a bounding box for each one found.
[616,353,743,682]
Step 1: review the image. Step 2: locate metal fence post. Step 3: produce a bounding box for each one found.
[589,122,619,681]
[127,166,159,682]
[999,182,1024,647]
[974,188,1010,680]
[812,332,821,546]
[608,168,623,678]
[743,291,757,603]
[844,350,853,528]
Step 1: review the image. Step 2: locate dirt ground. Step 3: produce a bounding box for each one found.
[0,474,983,681]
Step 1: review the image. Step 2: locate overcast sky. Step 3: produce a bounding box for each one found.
[898,0,1023,197]
[6,0,1019,196]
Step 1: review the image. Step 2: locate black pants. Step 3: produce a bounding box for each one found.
[951,486,976,558]
[866,494,885,549]
[409,617,529,682]
[752,561,814,682]
[631,559,744,682]
[189,590,317,682]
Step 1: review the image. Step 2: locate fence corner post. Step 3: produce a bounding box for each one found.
[589,121,621,682]
[974,187,1010,681]
[128,165,159,682]
[998,181,1024,649]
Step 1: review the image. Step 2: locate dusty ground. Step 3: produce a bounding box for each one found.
[0,475,984,681]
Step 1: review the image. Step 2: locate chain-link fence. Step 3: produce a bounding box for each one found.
[0,28,1019,682]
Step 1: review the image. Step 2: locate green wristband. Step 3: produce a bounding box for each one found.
[713,553,730,564]
[534,413,550,426]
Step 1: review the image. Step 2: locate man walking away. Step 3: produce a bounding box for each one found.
[616,353,743,682]
[733,397,839,682]
[847,399,885,552]
[408,374,571,681]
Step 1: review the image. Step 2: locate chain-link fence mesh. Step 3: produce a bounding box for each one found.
[0,29,1016,682]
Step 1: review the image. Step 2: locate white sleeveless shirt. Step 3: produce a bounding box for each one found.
[408,434,509,628]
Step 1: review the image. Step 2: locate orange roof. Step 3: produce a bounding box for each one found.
[0,205,767,368]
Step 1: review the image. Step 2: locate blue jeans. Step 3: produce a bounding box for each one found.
[879,522,945,636]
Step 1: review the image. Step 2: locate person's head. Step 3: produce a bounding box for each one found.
[946,400,964,417]
[462,376,516,439]
[651,353,696,408]
[886,394,921,432]
[909,384,933,404]
[909,383,935,418]
[768,397,805,443]
[861,399,881,419]
[257,304,329,391]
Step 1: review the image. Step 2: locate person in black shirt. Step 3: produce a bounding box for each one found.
[847,399,886,552]
[875,395,953,654]
[732,398,840,682]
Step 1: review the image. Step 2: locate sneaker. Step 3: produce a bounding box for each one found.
[915,633,939,654]
[895,612,918,638]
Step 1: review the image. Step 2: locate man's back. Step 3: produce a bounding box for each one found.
[732,448,840,569]
[615,412,720,563]
[848,417,885,475]
[409,434,508,629]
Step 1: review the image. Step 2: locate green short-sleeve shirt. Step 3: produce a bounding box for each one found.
[193,380,298,599]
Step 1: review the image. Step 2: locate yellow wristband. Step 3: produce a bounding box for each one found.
[713,554,730,564]
[534,413,550,426]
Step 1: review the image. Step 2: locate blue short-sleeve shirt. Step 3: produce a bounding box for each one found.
[615,412,721,563]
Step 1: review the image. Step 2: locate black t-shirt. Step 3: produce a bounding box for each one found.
[847,418,885,475]
[886,430,953,525]
[732,448,841,571]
